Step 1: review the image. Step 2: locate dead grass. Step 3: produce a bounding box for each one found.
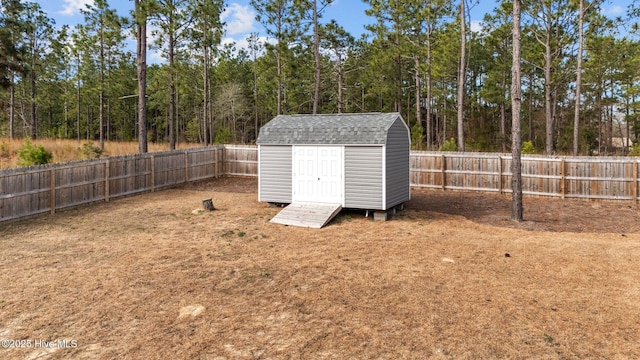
[0,138,201,169]
[0,178,639,359]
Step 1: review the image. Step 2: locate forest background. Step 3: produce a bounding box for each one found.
[1,0,640,157]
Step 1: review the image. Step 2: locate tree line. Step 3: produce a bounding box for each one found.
[1,0,639,155]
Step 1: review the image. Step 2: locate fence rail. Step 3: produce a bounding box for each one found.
[1,146,638,223]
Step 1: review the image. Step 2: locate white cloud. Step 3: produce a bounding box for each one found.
[219,34,273,56]
[470,20,483,34]
[149,49,165,64]
[58,0,92,16]
[222,3,256,36]
[221,37,239,49]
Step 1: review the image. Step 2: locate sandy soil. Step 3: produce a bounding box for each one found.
[0,177,639,359]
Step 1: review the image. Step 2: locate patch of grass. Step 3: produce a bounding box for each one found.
[237,231,246,238]
[221,230,235,238]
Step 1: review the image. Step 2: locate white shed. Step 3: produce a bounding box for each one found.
[256,113,410,226]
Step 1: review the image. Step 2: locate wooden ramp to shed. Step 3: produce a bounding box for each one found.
[270,203,342,229]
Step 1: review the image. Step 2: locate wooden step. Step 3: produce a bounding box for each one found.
[270,202,342,228]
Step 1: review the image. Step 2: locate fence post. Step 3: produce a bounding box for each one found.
[151,155,155,192]
[50,167,55,214]
[213,147,218,178]
[105,159,110,202]
[634,160,638,204]
[441,154,446,191]
[560,158,566,199]
[498,155,503,194]
[184,150,189,183]
[223,146,227,176]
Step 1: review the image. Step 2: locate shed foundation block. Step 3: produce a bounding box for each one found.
[373,211,388,221]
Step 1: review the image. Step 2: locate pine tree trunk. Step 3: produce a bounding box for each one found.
[501,101,506,152]
[99,90,104,149]
[203,44,209,145]
[573,0,584,155]
[528,75,533,142]
[312,0,320,114]
[9,78,15,140]
[426,27,432,150]
[276,6,283,115]
[77,72,81,145]
[30,53,37,140]
[457,0,466,152]
[337,53,343,114]
[544,19,553,155]
[136,0,148,154]
[169,24,176,150]
[511,0,523,222]
[99,24,105,150]
[414,56,422,149]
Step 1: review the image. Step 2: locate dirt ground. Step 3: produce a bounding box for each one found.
[1,177,639,359]
[185,177,640,234]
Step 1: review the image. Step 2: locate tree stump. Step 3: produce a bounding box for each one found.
[202,198,215,211]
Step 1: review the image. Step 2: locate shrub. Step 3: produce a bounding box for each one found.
[214,127,234,144]
[17,139,53,166]
[521,141,535,155]
[629,143,640,156]
[439,138,457,152]
[79,142,104,159]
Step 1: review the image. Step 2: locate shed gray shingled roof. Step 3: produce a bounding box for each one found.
[256,112,403,145]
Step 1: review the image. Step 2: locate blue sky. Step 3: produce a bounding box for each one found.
[33,0,495,36]
[32,0,632,63]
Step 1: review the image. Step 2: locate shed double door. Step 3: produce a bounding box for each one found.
[292,146,343,204]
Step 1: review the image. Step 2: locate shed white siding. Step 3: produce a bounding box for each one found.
[385,119,411,208]
[258,145,292,203]
[257,113,410,211]
[344,146,384,209]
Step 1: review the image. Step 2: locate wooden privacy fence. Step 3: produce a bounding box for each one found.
[224,145,259,176]
[219,147,640,203]
[410,152,640,202]
[2,146,639,222]
[0,146,225,222]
